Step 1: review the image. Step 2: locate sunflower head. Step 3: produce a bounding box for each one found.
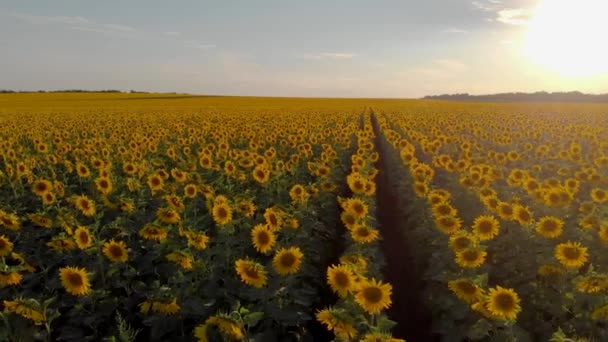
[59,266,91,296]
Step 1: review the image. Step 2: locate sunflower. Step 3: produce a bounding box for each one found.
[576,275,608,293]
[212,202,233,225]
[251,224,276,254]
[47,238,77,252]
[157,207,181,224]
[341,198,369,219]
[187,232,210,250]
[0,271,22,287]
[263,208,283,231]
[448,232,478,253]
[592,303,608,321]
[448,278,485,303]
[236,200,256,218]
[289,184,309,204]
[166,251,194,270]
[361,332,405,342]
[537,264,565,278]
[599,225,608,243]
[252,166,270,184]
[234,259,267,288]
[327,264,356,297]
[95,176,113,195]
[431,202,458,218]
[27,212,53,228]
[434,215,463,235]
[72,195,96,217]
[455,247,487,269]
[74,226,94,249]
[31,179,53,197]
[139,224,168,242]
[350,225,380,243]
[184,184,198,198]
[171,168,188,182]
[496,202,514,221]
[513,204,534,226]
[119,199,136,214]
[316,308,358,340]
[151,298,181,315]
[147,173,165,192]
[0,211,21,231]
[0,235,14,257]
[485,286,521,321]
[472,215,500,241]
[59,266,91,296]
[2,299,45,323]
[102,240,129,263]
[555,241,588,269]
[355,278,393,314]
[76,162,91,178]
[535,216,564,239]
[273,247,304,276]
[347,173,367,194]
[591,188,608,204]
[340,211,359,230]
[204,314,245,340]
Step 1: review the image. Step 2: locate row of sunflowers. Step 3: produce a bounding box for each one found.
[316,110,401,342]
[373,102,608,342]
[0,101,399,342]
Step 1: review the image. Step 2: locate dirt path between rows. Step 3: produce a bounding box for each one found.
[370,111,439,341]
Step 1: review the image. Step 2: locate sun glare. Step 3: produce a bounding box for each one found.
[524,0,608,76]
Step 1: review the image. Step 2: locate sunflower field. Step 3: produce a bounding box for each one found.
[373,101,608,341]
[3,93,608,342]
[0,93,399,342]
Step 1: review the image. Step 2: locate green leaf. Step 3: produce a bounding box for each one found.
[243,312,264,327]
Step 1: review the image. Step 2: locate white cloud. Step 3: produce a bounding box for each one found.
[303,52,356,60]
[472,0,501,12]
[163,31,181,37]
[9,12,89,25]
[496,8,533,25]
[442,28,468,34]
[103,24,135,32]
[8,11,140,36]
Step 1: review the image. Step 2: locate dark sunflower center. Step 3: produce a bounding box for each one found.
[268,214,277,226]
[345,215,356,225]
[457,281,476,294]
[217,207,227,219]
[80,200,90,210]
[152,178,160,186]
[36,183,48,192]
[454,237,470,249]
[0,239,7,249]
[494,293,515,310]
[478,221,493,233]
[542,221,557,232]
[109,245,123,257]
[362,286,383,304]
[257,231,270,245]
[563,247,581,260]
[244,267,260,279]
[280,253,296,267]
[356,227,371,237]
[79,232,89,244]
[67,273,84,286]
[463,250,480,261]
[334,272,350,287]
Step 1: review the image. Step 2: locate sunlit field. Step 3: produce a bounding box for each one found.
[1,93,608,341]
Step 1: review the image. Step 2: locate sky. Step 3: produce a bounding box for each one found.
[1,0,607,98]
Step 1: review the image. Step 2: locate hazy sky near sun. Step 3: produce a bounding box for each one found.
[1,0,607,97]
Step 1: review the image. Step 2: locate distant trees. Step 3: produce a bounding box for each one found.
[423,91,608,103]
[0,89,138,93]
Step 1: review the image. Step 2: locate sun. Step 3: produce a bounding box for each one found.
[524,0,608,76]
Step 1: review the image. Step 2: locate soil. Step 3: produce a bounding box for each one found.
[370,111,440,342]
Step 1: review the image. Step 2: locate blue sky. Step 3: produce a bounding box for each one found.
[1,0,606,97]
